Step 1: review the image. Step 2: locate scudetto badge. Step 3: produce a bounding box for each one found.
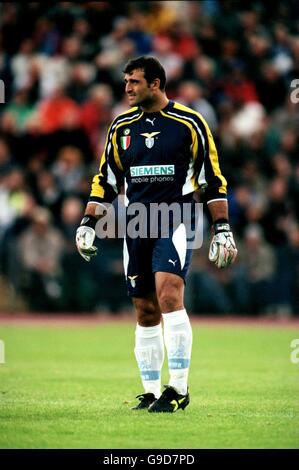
[120,135,131,150]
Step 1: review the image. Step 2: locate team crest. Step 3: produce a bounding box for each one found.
[140,132,161,149]
[128,275,138,288]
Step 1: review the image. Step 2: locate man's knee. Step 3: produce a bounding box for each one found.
[156,273,184,313]
[158,289,181,313]
[133,296,161,327]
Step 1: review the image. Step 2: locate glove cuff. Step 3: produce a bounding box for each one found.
[80,215,97,230]
[213,218,231,234]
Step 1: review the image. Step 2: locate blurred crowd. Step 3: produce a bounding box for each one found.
[0,1,299,316]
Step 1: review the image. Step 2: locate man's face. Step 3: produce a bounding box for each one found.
[124,68,154,107]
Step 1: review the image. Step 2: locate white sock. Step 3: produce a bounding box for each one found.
[134,323,164,398]
[162,309,192,395]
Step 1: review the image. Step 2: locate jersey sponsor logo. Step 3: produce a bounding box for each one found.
[120,135,131,150]
[140,131,161,148]
[130,165,175,177]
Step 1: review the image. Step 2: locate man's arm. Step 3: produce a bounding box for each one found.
[207,200,228,222]
[191,112,237,269]
[76,120,123,261]
[84,202,104,218]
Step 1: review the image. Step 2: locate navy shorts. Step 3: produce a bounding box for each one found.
[123,221,194,298]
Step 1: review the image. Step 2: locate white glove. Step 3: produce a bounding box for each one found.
[209,222,238,269]
[76,222,98,262]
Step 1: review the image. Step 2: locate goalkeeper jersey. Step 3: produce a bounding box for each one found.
[89,100,227,206]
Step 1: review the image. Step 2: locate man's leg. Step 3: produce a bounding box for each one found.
[132,292,164,401]
[155,272,193,397]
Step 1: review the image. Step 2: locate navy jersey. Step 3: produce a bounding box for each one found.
[89,100,227,206]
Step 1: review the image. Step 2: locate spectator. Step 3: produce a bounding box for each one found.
[255,61,288,113]
[33,16,60,56]
[4,88,36,133]
[33,170,63,220]
[167,20,199,60]
[66,62,96,104]
[38,86,80,134]
[238,224,276,314]
[51,145,85,194]
[80,84,114,151]
[10,38,35,91]
[127,9,153,55]
[151,35,183,84]
[143,2,178,35]
[0,167,31,236]
[18,206,65,311]
[0,137,15,181]
[175,80,218,132]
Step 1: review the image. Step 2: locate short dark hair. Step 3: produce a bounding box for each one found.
[123,56,166,90]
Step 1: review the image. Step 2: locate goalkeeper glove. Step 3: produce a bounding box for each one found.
[208,220,238,269]
[76,215,98,262]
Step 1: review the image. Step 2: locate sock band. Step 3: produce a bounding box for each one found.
[162,309,189,326]
[135,323,162,338]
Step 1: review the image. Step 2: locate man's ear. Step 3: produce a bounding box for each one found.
[150,78,160,90]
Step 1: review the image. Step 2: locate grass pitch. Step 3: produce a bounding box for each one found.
[0,320,298,449]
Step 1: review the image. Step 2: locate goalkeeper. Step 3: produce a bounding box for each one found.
[76,56,237,413]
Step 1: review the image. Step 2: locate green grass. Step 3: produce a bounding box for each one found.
[0,322,298,448]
